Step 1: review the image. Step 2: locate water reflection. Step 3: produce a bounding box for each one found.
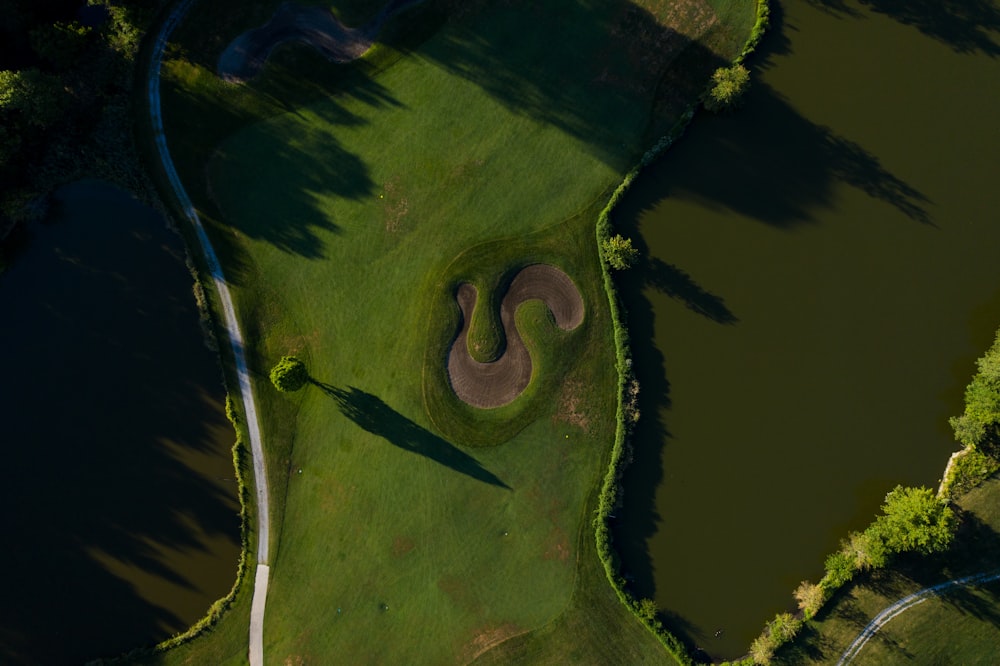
[0,182,240,664]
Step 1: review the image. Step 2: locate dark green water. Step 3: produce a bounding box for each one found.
[0,182,240,664]
[613,0,1000,660]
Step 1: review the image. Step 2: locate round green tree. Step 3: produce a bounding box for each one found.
[602,234,639,270]
[704,64,750,112]
[270,355,308,392]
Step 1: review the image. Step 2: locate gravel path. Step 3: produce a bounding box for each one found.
[148,3,271,665]
[836,569,1000,665]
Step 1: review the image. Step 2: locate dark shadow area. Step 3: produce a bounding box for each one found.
[413,0,729,171]
[166,0,740,265]
[645,257,738,325]
[773,621,834,664]
[806,0,1000,56]
[626,71,933,228]
[313,382,511,489]
[0,184,241,665]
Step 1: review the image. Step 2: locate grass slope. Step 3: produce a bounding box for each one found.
[141,0,754,662]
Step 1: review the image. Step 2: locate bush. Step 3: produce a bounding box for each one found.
[821,550,855,591]
[940,447,1000,500]
[269,355,308,392]
[704,64,750,112]
[793,580,825,619]
[602,234,639,270]
[869,485,956,556]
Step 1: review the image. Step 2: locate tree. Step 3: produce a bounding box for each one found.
[704,64,750,112]
[845,529,888,570]
[29,21,93,70]
[602,234,639,270]
[269,355,308,392]
[0,68,67,128]
[870,485,956,555]
[793,580,825,619]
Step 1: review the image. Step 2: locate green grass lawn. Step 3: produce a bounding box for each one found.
[776,474,1000,666]
[137,0,755,662]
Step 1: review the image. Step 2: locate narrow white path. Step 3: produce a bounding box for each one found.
[147,3,271,665]
[837,569,1000,665]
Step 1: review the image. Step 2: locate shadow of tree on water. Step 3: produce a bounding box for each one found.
[0,184,241,665]
[805,0,1000,56]
[645,256,739,325]
[313,382,511,489]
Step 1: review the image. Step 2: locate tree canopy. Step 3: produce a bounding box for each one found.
[869,485,956,556]
[602,234,639,270]
[269,355,309,392]
[704,64,750,112]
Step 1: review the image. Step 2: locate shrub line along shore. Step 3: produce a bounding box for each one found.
[592,1,771,662]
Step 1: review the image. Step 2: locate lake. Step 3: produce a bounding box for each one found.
[0,182,241,664]
[612,0,1000,659]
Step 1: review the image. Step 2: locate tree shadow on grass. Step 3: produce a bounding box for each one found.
[805,0,1000,56]
[313,382,511,489]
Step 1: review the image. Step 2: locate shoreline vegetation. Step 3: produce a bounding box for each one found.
[594,1,770,663]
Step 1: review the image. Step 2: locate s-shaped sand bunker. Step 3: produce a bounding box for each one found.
[448,264,584,409]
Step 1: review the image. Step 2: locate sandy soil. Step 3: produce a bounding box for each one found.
[448,264,584,409]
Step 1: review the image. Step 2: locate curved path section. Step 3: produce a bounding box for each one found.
[149,3,270,665]
[836,569,1000,665]
[218,0,424,82]
[448,264,584,409]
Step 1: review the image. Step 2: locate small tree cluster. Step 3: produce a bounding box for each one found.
[950,330,1000,450]
[602,234,639,270]
[704,64,750,112]
[269,355,308,392]
[793,580,825,619]
[818,485,956,595]
[749,612,802,665]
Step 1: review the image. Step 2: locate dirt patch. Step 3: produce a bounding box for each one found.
[458,622,523,663]
[554,379,591,432]
[437,575,482,614]
[391,535,415,557]
[217,0,425,82]
[380,176,409,233]
[542,525,571,563]
[447,264,584,409]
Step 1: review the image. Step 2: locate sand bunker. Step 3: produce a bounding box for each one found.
[217,0,423,82]
[448,264,584,409]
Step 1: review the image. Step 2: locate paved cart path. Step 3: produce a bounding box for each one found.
[148,2,271,664]
[837,569,1000,665]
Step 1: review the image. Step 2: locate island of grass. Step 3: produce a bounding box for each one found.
[144,0,759,662]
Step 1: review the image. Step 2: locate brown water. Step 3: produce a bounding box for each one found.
[612,0,1000,660]
[0,182,240,664]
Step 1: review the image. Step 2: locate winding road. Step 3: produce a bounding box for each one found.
[148,2,271,665]
[836,569,1000,665]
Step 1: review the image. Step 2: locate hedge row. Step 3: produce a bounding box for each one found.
[591,1,772,664]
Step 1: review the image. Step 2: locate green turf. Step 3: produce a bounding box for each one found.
[145,0,754,662]
[776,474,1000,665]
